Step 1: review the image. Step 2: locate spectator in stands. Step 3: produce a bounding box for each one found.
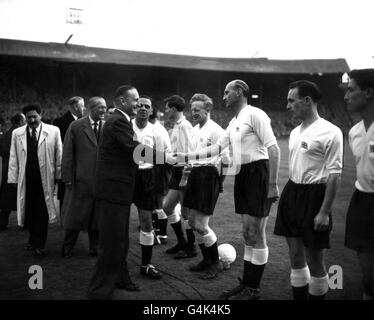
[0,113,26,231]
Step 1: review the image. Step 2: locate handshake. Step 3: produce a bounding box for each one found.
[165,152,191,165]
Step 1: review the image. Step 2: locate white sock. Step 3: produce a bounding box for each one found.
[202,228,217,247]
[196,234,204,245]
[168,210,180,224]
[139,230,154,246]
[251,247,269,265]
[308,275,329,296]
[244,245,253,262]
[290,266,310,287]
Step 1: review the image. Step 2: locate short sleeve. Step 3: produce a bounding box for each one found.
[324,128,344,174]
[250,109,277,148]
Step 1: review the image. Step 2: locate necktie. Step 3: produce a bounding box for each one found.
[93,122,98,140]
[32,128,37,145]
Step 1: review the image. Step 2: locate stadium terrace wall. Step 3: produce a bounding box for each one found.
[0,55,351,136]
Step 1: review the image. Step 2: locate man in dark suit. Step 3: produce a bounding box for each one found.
[0,113,26,231]
[87,85,174,300]
[53,97,85,214]
[53,97,86,142]
[61,97,107,258]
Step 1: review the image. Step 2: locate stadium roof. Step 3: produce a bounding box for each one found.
[0,38,350,74]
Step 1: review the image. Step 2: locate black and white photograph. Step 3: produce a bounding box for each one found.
[0,0,373,309]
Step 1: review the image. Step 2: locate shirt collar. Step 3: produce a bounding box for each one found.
[29,123,41,134]
[176,115,185,125]
[71,112,78,121]
[115,108,131,122]
[89,115,99,126]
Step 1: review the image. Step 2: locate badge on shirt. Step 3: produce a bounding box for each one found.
[301,141,309,150]
[369,141,374,158]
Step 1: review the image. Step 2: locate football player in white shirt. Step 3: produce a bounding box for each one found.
[182,93,228,279]
[163,95,197,259]
[132,96,162,280]
[179,80,280,300]
[148,103,172,244]
[344,69,374,300]
[274,80,343,300]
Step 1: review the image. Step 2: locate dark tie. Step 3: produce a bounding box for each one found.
[32,128,37,145]
[93,122,98,141]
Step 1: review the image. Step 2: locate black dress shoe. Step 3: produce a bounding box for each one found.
[62,245,73,258]
[115,281,141,292]
[34,248,46,258]
[24,244,34,251]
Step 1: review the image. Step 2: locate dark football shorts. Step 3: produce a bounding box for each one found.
[274,179,331,249]
[345,189,374,253]
[234,159,270,217]
[153,164,173,196]
[183,166,220,216]
[133,168,156,211]
[168,166,184,191]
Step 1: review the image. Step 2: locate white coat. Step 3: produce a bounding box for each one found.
[8,122,62,227]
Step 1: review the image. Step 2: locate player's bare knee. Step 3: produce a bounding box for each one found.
[242,231,254,246]
[248,227,260,243]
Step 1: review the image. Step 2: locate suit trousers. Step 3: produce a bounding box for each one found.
[63,229,99,251]
[0,209,11,229]
[26,190,49,249]
[87,199,131,299]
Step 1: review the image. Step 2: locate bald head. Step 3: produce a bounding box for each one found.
[223,79,250,109]
[87,97,107,121]
[227,80,250,97]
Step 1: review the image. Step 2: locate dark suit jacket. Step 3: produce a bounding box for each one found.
[53,111,75,143]
[94,109,167,205]
[62,116,103,230]
[94,110,140,205]
[53,111,76,201]
[0,126,17,210]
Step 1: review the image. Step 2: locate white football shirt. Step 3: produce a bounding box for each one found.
[132,119,156,170]
[289,118,343,184]
[190,118,227,167]
[349,120,374,192]
[169,115,195,167]
[218,105,277,165]
[153,119,171,153]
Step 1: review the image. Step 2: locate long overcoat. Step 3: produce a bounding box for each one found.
[8,123,62,226]
[62,116,103,230]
